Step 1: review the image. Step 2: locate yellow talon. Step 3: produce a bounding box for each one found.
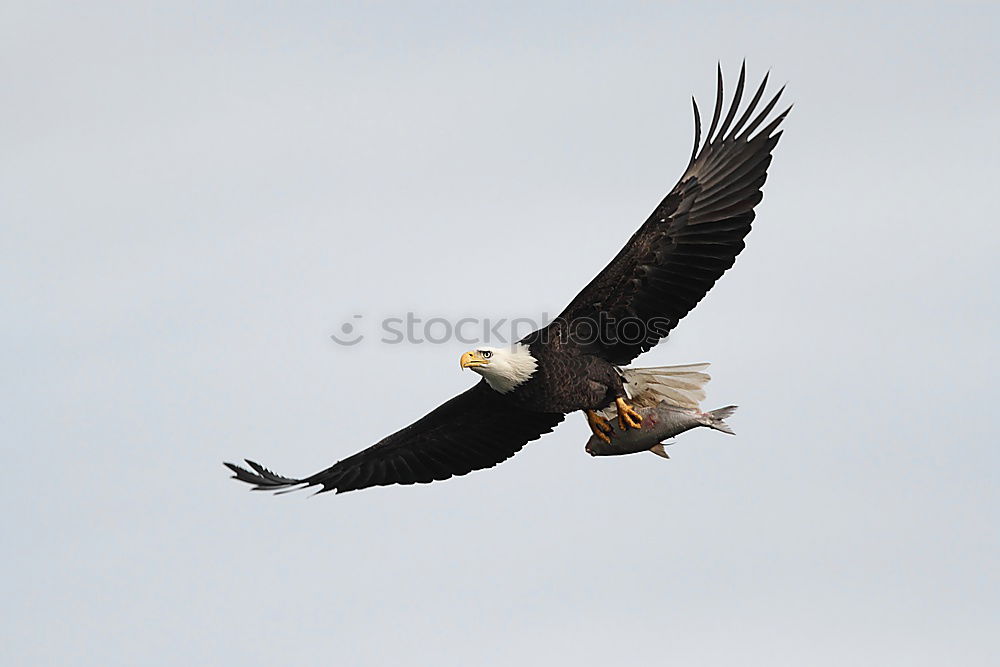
[586,410,613,444]
[616,397,643,431]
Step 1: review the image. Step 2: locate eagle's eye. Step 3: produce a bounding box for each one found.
[481,350,493,359]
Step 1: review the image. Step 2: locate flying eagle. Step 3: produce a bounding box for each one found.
[226,64,790,495]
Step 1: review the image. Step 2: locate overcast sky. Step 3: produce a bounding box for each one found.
[2,2,998,665]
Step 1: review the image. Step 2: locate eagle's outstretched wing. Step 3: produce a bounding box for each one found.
[225,381,564,495]
[532,63,790,365]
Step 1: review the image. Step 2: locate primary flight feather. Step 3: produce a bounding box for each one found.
[226,63,790,495]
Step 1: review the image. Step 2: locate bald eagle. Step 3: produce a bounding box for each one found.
[226,64,790,495]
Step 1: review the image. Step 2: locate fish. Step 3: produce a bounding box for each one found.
[585,403,737,458]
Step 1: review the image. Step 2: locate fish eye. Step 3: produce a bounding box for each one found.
[481,350,492,359]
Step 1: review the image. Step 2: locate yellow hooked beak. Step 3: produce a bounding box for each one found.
[460,350,489,369]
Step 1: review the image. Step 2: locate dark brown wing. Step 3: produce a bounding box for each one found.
[529,63,790,365]
[225,381,564,495]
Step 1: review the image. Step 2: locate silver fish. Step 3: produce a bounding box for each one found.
[585,403,737,458]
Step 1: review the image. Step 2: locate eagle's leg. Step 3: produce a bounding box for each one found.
[586,410,613,444]
[616,397,643,431]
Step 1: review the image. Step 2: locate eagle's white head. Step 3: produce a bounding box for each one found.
[459,343,538,394]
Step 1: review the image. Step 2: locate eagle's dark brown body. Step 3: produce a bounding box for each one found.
[507,344,625,414]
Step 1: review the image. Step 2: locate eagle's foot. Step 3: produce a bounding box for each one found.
[616,397,643,431]
[586,410,613,444]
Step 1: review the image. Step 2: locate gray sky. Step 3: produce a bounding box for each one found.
[2,2,998,665]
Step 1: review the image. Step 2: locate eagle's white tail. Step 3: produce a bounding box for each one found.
[621,362,712,410]
[598,362,713,420]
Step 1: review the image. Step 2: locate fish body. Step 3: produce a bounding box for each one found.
[585,403,737,458]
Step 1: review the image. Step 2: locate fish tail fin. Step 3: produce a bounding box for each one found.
[704,405,738,435]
